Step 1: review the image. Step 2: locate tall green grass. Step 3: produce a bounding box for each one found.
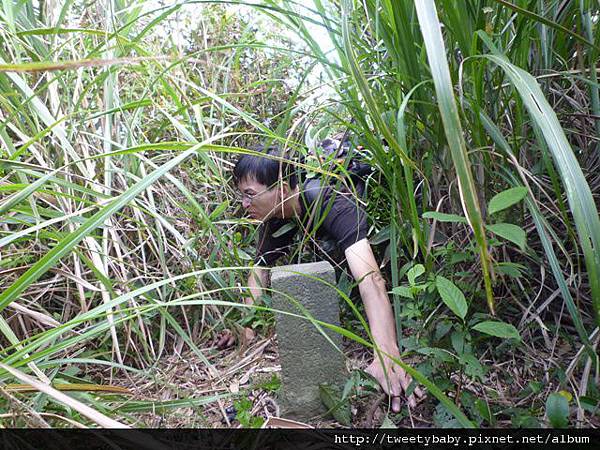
[266,0,600,425]
[0,1,302,426]
[270,0,599,326]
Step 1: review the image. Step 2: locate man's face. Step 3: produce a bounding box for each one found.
[237,177,283,221]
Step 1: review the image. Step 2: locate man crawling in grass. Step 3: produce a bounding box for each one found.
[217,143,424,412]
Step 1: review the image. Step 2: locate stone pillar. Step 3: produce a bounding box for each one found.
[271,261,347,420]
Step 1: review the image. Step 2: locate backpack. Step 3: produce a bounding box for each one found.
[303,137,373,198]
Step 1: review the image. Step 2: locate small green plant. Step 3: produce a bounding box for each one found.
[233,396,264,428]
[392,263,431,301]
[255,374,281,393]
[545,391,571,428]
[391,249,523,425]
[423,185,529,253]
[319,383,352,426]
[239,295,274,332]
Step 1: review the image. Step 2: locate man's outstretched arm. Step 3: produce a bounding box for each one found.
[344,238,423,412]
[215,267,268,349]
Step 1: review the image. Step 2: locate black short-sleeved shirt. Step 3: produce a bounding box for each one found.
[254,178,368,266]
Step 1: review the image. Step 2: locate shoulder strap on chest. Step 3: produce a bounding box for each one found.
[302,178,324,206]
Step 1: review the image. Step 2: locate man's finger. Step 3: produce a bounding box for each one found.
[398,371,411,394]
[414,385,425,398]
[243,327,256,344]
[402,376,425,401]
[397,372,419,408]
[391,396,401,413]
[216,330,234,349]
[390,374,402,397]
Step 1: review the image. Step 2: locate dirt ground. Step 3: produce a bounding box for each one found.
[100,326,598,429]
[105,332,418,428]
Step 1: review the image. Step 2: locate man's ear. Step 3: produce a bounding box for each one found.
[275,181,290,199]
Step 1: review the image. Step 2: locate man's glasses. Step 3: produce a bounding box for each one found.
[236,183,278,203]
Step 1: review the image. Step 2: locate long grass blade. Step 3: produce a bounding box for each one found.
[340,0,415,170]
[415,0,496,314]
[491,0,599,51]
[0,363,129,428]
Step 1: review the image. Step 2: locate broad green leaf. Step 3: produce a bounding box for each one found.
[472,321,521,340]
[546,393,569,428]
[474,399,493,425]
[272,222,296,238]
[451,330,469,354]
[487,223,527,251]
[436,276,468,320]
[391,286,413,299]
[580,396,600,413]
[422,211,468,223]
[417,347,455,363]
[488,187,528,215]
[407,264,425,286]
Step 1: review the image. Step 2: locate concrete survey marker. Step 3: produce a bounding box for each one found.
[271,261,347,420]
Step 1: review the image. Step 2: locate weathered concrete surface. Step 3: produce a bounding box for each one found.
[271,261,347,420]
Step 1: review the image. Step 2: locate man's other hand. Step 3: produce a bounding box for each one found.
[365,349,425,413]
[215,326,256,350]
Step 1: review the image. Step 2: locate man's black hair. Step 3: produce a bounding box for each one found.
[233,145,298,189]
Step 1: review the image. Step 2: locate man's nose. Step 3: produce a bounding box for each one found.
[242,197,251,209]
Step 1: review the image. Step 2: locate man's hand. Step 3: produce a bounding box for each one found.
[215,326,256,350]
[216,269,265,351]
[365,348,425,412]
[213,268,266,350]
